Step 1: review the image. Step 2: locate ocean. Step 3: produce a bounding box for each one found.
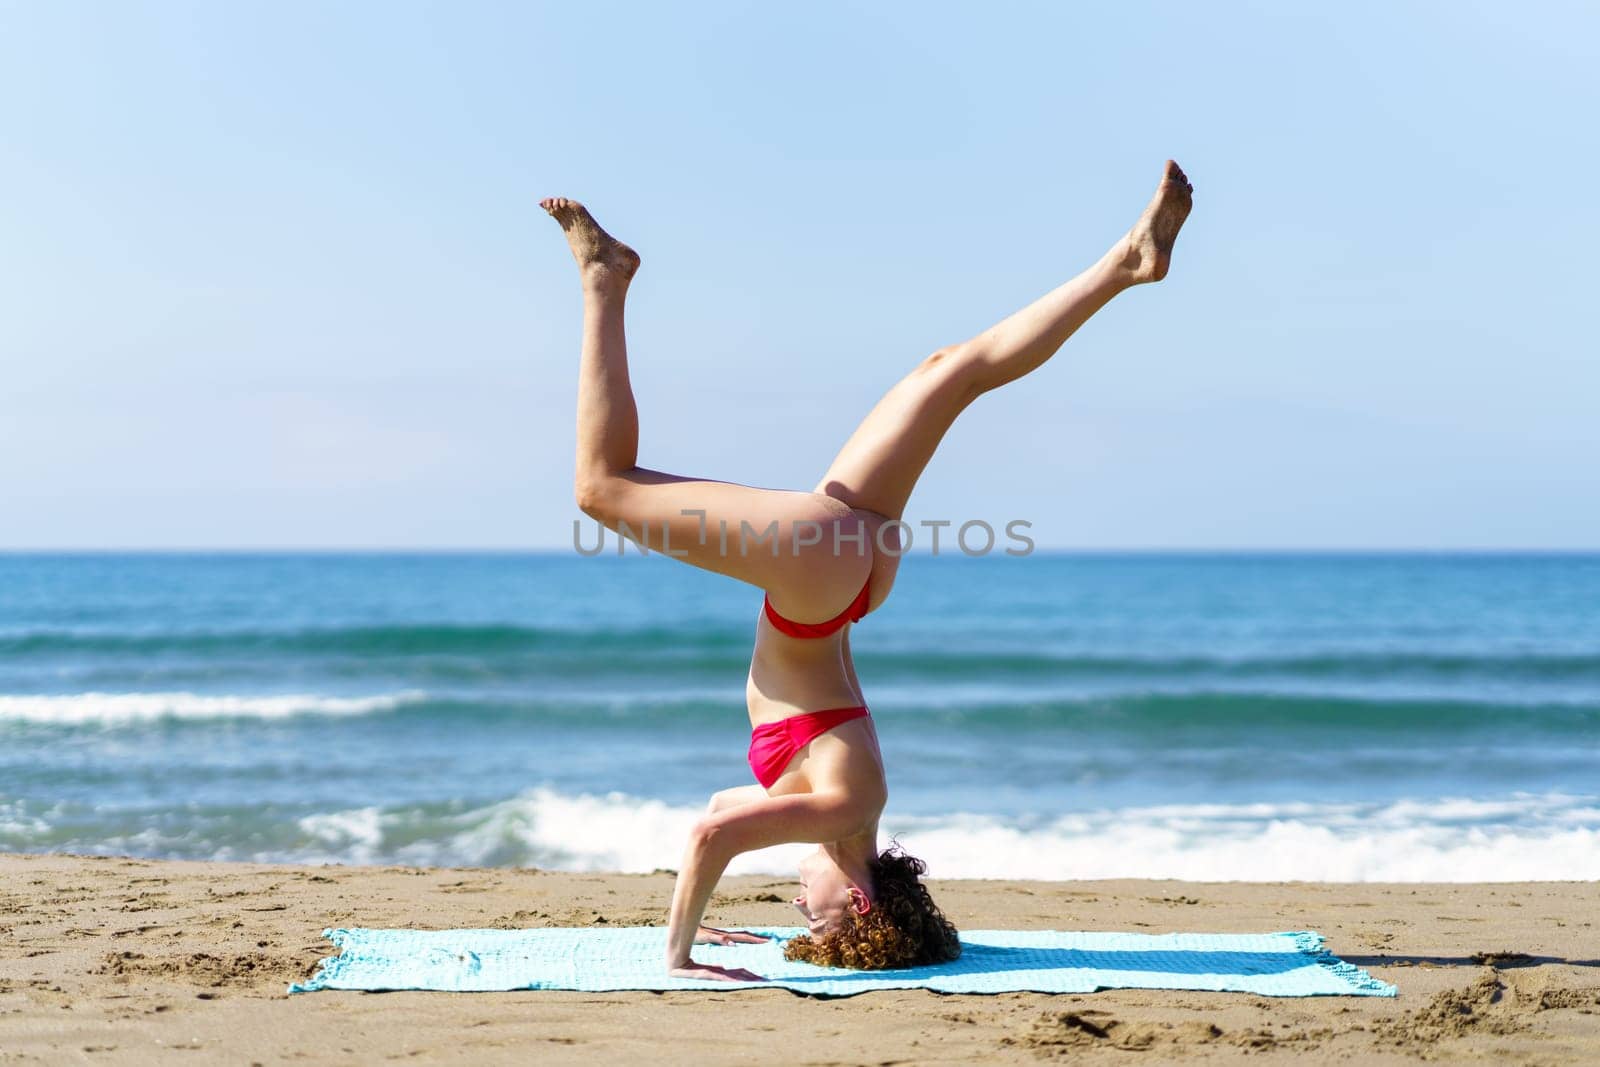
[2,552,1597,882]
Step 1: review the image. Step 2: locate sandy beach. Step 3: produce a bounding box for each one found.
[0,854,1594,1064]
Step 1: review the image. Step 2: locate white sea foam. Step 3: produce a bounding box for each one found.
[0,801,51,838]
[298,807,387,862]
[276,789,1600,882]
[296,789,816,874]
[0,691,424,724]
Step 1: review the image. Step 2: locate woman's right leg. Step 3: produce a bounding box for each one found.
[814,161,1194,525]
[545,199,871,620]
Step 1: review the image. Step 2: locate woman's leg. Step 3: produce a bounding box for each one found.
[814,161,1194,522]
[544,199,870,618]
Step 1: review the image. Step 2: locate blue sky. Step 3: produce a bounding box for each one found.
[2,1,1596,549]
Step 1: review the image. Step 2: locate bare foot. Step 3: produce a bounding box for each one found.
[1118,160,1193,284]
[540,197,641,287]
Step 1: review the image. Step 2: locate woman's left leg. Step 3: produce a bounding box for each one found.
[544,198,872,620]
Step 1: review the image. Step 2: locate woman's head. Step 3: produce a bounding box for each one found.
[784,844,961,970]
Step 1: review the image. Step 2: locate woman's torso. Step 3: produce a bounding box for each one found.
[744,506,903,801]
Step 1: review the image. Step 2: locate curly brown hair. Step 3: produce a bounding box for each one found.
[782,846,961,970]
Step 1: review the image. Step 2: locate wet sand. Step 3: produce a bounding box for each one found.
[2,853,1596,1064]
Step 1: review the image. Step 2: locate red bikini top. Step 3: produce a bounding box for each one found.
[763,577,871,639]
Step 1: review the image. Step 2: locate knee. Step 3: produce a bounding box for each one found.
[917,345,963,374]
[916,344,985,402]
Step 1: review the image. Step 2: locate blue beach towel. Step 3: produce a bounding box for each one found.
[289,927,1396,998]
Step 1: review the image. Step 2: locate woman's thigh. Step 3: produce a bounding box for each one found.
[583,469,874,619]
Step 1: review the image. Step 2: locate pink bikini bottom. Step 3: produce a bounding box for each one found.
[747,706,871,788]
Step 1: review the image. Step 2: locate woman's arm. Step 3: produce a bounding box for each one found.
[665,790,863,975]
[676,786,778,954]
[706,784,767,814]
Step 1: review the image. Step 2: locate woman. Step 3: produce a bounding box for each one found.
[540,161,1193,982]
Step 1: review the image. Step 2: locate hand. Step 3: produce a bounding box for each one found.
[670,962,766,982]
[694,925,771,946]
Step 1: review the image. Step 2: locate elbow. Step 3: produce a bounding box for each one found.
[689,817,718,848]
[688,817,728,859]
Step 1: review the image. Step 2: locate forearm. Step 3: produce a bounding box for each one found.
[664,823,735,968]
